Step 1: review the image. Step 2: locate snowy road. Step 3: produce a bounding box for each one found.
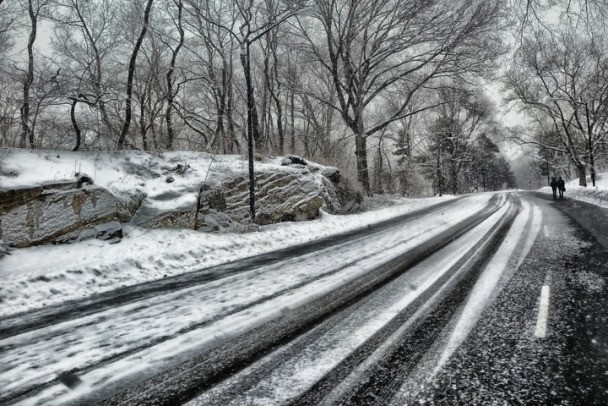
[2,191,605,405]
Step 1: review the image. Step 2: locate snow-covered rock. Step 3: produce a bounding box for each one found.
[198,170,324,226]
[129,187,199,229]
[321,167,342,183]
[0,149,363,247]
[256,170,324,224]
[196,164,362,227]
[280,154,308,166]
[0,179,127,248]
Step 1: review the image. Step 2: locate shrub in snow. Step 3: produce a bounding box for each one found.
[172,163,190,174]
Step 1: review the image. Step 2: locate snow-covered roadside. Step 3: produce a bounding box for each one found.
[4,194,495,406]
[0,148,454,316]
[538,173,608,208]
[0,194,455,317]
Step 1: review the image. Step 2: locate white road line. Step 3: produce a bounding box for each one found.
[543,225,550,237]
[535,285,550,338]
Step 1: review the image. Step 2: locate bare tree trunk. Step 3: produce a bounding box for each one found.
[218,65,227,153]
[20,0,37,148]
[373,136,384,194]
[437,146,443,197]
[117,0,154,150]
[382,143,394,194]
[164,0,184,150]
[577,164,587,186]
[290,89,295,153]
[275,93,285,154]
[226,62,238,153]
[261,49,270,151]
[353,117,371,195]
[139,88,149,151]
[70,97,82,151]
[266,34,285,155]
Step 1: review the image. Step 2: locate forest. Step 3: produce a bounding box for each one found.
[1,0,607,196]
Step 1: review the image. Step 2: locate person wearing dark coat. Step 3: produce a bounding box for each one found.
[550,176,558,199]
[557,177,566,199]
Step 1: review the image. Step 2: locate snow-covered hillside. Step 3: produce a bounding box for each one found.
[0,148,294,208]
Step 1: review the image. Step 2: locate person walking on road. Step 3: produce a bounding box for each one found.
[557,177,566,199]
[550,176,558,199]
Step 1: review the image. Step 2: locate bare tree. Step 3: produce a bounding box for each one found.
[18,0,51,148]
[0,2,19,147]
[0,84,21,147]
[0,2,15,54]
[156,0,185,150]
[117,0,154,149]
[505,28,608,186]
[191,0,309,151]
[133,32,167,151]
[52,0,121,149]
[301,0,505,194]
[184,0,241,152]
[511,0,608,39]
[417,88,493,195]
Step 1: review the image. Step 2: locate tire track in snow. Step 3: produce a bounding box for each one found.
[0,198,464,340]
[388,197,543,405]
[0,196,492,405]
[186,196,519,406]
[92,196,507,406]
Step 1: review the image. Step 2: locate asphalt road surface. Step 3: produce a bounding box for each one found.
[1,191,606,405]
[402,192,608,405]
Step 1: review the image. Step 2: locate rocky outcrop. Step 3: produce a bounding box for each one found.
[116,193,146,223]
[0,155,363,247]
[198,170,324,226]
[196,161,362,228]
[0,177,142,248]
[317,166,363,213]
[1,182,109,248]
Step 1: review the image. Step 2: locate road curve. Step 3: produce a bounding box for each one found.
[1,193,533,406]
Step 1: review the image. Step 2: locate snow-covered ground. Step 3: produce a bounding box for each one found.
[0,149,452,317]
[0,194,454,317]
[538,173,608,208]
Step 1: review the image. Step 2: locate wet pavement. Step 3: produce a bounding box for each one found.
[411,192,608,405]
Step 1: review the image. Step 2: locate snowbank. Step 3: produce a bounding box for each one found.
[538,173,608,208]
